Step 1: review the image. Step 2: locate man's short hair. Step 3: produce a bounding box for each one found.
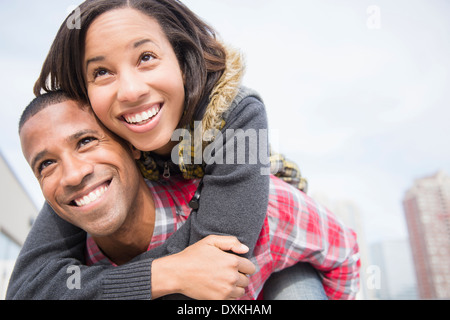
[19,91,80,133]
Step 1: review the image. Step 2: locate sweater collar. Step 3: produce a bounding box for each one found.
[200,46,246,133]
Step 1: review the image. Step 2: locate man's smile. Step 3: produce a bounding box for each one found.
[70,180,111,208]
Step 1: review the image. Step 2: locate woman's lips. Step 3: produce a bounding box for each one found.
[122,104,161,126]
[120,103,164,134]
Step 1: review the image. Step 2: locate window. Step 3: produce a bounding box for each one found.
[0,231,21,299]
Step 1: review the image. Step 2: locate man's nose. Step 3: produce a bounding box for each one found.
[60,155,94,187]
[117,69,150,104]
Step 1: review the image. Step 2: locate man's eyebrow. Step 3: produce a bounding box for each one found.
[31,150,48,173]
[69,129,99,142]
[30,129,99,172]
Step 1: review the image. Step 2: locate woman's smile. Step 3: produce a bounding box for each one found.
[120,102,164,134]
[122,103,162,126]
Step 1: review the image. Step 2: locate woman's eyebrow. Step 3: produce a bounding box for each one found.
[85,56,105,71]
[85,39,157,70]
[134,38,159,49]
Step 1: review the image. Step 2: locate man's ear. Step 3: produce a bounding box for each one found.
[129,144,141,160]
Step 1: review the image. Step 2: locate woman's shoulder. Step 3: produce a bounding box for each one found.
[225,86,264,116]
[222,86,268,130]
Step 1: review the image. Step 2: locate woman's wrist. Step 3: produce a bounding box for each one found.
[150,254,182,299]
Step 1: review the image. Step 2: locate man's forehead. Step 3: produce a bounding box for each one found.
[25,101,99,132]
[20,102,103,159]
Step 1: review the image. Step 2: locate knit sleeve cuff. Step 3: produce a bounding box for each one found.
[102,259,153,300]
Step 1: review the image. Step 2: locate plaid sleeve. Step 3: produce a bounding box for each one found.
[299,194,360,299]
[268,176,361,300]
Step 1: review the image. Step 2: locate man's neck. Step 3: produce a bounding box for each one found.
[93,180,155,266]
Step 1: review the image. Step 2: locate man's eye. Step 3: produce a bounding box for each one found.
[38,160,55,174]
[79,137,97,148]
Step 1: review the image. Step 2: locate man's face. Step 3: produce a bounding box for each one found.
[20,101,143,237]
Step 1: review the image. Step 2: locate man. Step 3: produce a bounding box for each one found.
[12,91,255,300]
[9,92,359,300]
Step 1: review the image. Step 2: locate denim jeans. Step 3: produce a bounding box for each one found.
[262,263,328,300]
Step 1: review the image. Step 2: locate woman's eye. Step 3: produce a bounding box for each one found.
[93,68,109,79]
[140,52,155,64]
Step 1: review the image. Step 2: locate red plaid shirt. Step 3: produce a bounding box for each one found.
[86,175,360,300]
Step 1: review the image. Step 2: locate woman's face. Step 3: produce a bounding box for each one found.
[84,8,186,155]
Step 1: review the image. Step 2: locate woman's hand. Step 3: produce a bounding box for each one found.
[152,235,256,300]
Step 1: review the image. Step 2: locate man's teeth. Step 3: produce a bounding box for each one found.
[124,106,160,125]
[74,185,108,207]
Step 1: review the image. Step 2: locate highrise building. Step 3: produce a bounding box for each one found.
[403,171,450,299]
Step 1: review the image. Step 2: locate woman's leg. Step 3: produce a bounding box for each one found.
[262,263,328,300]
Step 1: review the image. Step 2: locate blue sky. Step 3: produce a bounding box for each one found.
[1,0,450,245]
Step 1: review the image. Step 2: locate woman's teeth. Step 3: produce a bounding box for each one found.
[123,105,161,125]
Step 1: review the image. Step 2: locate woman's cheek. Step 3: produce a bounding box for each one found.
[89,88,114,123]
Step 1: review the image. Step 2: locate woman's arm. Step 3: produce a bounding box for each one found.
[7,204,255,300]
[8,96,269,299]
[186,96,270,256]
[152,235,255,300]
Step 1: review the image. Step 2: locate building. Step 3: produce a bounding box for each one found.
[0,151,39,299]
[370,239,418,300]
[312,194,374,299]
[403,171,450,299]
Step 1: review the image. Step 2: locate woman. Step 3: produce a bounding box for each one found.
[10,0,358,300]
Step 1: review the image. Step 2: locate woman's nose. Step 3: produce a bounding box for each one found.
[116,69,150,104]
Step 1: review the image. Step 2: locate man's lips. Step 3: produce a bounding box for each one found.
[70,180,111,207]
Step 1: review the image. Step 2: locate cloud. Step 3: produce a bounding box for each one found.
[2,0,450,244]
